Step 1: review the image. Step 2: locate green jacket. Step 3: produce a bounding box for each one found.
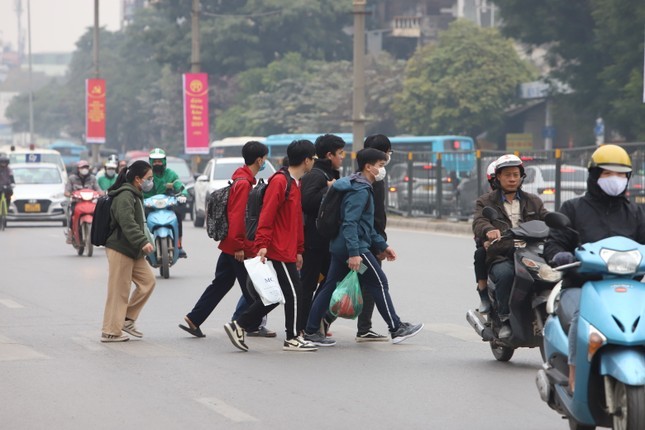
[143,167,188,198]
[98,174,116,191]
[106,183,150,259]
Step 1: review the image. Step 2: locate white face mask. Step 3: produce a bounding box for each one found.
[597,176,628,196]
[384,154,391,166]
[79,168,90,176]
[374,166,387,182]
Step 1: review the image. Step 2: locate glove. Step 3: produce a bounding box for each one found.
[177,196,187,204]
[552,251,575,266]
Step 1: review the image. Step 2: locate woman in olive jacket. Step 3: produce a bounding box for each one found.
[101,160,156,342]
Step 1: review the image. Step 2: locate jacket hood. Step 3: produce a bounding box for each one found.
[586,167,629,204]
[333,173,372,192]
[232,165,257,184]
[108,182,142,198]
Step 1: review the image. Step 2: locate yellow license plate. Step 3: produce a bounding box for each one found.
[636,196,645,204]
[423,185,434,191]
[24,203,41,212]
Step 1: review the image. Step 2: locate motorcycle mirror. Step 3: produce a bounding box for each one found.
[544,212,571,229]
[482,206,499,221]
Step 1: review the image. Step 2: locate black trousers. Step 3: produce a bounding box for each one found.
[237,259,302,340]
[186,253,256,327]
[474,246,487,282]
[299,247,331,330]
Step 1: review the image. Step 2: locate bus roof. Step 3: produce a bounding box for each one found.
[48,140,86,149]
[209,136,266,148]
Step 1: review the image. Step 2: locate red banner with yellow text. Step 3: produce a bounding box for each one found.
[183,73,210,154]
[86,79,106,144]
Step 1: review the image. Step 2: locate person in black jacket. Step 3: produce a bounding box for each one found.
[543,144,645,392]
[299,134,346,332]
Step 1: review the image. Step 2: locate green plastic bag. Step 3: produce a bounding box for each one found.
[329,271,364,319]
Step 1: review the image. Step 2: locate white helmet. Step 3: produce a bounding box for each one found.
[486,161,497,182]
[494,154,525,177]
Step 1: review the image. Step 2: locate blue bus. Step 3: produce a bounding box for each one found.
[263,134,475,173]
[48,140,88,171]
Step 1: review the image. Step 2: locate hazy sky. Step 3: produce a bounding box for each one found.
[0,0,121,53]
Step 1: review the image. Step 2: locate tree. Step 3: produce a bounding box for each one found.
[393,20,534,138]
[494,0,645,141]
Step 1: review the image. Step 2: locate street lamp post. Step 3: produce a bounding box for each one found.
[90,0,100,166]
[352,0,367,152]
[27,0,34,146]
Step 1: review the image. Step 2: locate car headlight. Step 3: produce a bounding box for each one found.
[600,249,641,275]
[51,192,65,199]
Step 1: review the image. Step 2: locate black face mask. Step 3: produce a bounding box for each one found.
[152,165,164,174]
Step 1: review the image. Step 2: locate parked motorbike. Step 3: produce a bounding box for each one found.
[144,193,184,279]
[536,212,645,430]
[68,188,101,257]
[466,206,561,361]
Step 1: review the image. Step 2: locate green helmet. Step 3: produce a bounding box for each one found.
[149,148,166,168]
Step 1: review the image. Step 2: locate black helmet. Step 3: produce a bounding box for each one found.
[0,155,9,166]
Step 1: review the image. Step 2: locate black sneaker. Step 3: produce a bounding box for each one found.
[391,322,424,344]
[224,321,248,352]
[283,336,318,352]
[355,330,388,342]
[178,248,188,259]
[478,289,492,314]
[303,331,336,347]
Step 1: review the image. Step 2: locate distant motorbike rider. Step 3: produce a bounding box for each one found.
[473,160,499,313]
[543,144,645,393]
[0,155,15,207]
[98,159,118,191]
[65,160,102,243]
[472,154,548,338]
[144,148,189,258]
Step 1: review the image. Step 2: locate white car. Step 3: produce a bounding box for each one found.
[193,157,276,227]
[7,162,67,225]
[522,164,588,211]
[7,148,68,183]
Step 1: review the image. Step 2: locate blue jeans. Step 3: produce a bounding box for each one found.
[305,252,401,334]
[489,260,514,318]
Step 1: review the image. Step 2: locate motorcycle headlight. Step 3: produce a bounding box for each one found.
[600,249,641,275]
[154,198,169,209]
[80,191,94,201]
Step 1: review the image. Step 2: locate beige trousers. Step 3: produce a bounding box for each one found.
[102,248,156,336]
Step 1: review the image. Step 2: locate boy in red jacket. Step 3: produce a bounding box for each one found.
[179,141,271,338]
[225,140,318,352]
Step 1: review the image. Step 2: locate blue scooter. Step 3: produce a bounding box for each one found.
[537,212,645,429]
[144,193,182,279]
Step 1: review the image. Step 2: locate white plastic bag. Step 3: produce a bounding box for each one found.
[244,257,285,306]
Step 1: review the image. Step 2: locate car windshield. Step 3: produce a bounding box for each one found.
[167,160,191,180]
[213,162,275,180]
[540,166,587,182]
[14,167,62,184]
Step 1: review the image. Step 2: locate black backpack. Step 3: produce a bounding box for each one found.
[316,181,370,240]
[206,178,248,241]
[91,194,115,246]
[245,168,292,241]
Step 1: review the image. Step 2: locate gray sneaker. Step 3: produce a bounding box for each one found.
[123,319,143,338]
[391,322,424,344]
[355,330,389,342]
[303,331,336,347]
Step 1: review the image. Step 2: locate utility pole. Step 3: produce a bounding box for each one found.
[26,0,33,146]
[91,0,100,166]
[191,0,201,73]
[352,0,367,152]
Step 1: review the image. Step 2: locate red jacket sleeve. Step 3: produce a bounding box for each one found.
[227,179,252,251]
[254,175,284,251]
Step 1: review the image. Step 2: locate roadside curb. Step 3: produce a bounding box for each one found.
[387,215,472,236]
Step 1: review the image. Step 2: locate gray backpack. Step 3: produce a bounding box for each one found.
[206,178,247,241]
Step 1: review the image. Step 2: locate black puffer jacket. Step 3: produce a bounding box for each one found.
[543,169,645,262]
[301,159,340,250]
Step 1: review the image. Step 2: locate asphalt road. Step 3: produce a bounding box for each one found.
[0,221,565,429]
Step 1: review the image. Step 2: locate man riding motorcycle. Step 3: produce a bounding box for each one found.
[472,154,548,338]
[543,144,645,393]
[98,159,118,191]
[0,155,15,207]
[65,160,102,243]
[144,148,189,258]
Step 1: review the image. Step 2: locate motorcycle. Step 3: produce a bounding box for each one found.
[466,206,561,361]
[144,193,184,279]
[68,188,101,257]
[536,212,645,429]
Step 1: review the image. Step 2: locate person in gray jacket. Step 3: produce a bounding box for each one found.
[101,160,156,342]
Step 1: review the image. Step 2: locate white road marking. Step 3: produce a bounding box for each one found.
[196,397,259,422]
[0,299,24,309]
[0,335,49,361]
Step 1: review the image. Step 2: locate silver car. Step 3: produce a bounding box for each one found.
[522,164,588,211]
[7,162,67,225]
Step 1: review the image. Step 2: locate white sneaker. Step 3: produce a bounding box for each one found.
[224,321,248,352]
[101,333,129,343]
[123,319,143,338]
[283,336,318,352]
